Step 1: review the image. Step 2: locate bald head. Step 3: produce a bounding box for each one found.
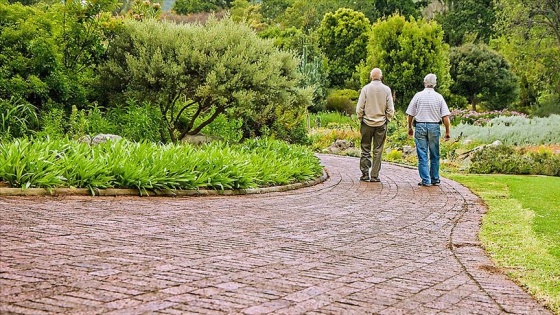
[370,68,382,80]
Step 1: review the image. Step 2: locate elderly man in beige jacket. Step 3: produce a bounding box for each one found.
[356,68,395,182]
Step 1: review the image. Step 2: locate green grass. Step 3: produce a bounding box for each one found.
[448,174,560,313]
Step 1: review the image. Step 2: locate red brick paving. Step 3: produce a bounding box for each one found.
[0,154,552,314]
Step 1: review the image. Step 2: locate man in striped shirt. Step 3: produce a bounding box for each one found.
[406,73,451,186]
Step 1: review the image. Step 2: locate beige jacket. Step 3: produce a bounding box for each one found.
[356,80,395,127]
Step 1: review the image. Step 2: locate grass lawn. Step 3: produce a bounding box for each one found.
[447,174,560,314]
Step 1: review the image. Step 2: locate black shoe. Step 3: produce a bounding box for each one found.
[360,175,370,182]
[432,180,440,186]
[418,182,430,186]
[370,177,380,182]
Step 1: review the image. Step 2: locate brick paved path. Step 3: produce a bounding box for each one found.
[0,154,551,314]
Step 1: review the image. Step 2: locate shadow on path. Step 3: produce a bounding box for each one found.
[0,154,551,314]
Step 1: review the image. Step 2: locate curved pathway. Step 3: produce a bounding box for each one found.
[0,155,551,314]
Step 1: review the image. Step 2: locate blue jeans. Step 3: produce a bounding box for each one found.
[414,123,441,185]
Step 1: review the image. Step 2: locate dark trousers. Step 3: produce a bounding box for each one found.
[360,122,387,179]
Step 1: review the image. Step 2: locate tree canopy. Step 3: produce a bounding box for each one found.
[449,44,519,111]
[492,0,560,113]
[366,15,450,109]
[100,17,311,142]
[317,8,370,89]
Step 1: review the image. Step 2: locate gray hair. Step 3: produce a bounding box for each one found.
[424,73,437,87]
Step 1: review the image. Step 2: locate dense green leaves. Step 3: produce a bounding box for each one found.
[492,0,560,112]
[100,17,311,142]
[366,15,450,109]
[435,0,496,46]
[0,138,323,191]
[0,0,120,111]
[449,44,519,111]
[172,0,226,15]
[317,8,370,88]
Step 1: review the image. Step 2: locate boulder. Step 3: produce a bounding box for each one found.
[91,134,122,145]
[181,134,219,145]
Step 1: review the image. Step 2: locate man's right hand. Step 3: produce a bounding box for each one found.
[408,128,414,137]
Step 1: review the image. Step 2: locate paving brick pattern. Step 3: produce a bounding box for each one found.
[0,154,551,314]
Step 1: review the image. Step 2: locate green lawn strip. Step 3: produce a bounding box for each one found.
[447,174,560,314]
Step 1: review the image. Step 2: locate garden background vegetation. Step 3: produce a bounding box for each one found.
[1,0,559,312]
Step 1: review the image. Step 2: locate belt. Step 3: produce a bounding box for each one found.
[416,122,440,124]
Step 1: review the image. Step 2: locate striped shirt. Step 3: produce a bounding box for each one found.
[406,88,450,122]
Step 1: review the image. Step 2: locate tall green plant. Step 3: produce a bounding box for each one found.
[365,15,450,109]
[316,8,370,88]
[0,97,38,139]
[449,44,519,111]
[100,17,311,143]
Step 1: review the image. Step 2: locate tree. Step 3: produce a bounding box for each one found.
[280,0,337,32]
[259,26,328,111]
[316,8,370,88]
[449,44,519,111]
[366,15,450,109]
[260,0,292,22]
[0,0,118,110]
[99,18,311,143]
[435,0,496,46]
[172,0,226,15]
[492,0,560,112]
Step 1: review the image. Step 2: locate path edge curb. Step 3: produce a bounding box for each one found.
[0,169,329,197]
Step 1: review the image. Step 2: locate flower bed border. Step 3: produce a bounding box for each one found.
[0,170,328,197]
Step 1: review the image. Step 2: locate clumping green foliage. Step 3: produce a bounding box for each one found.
[453,114,560,145]
[100,17,311,143]
[316,8,370,88]
[449,43,519,111]
[308,111,359,129]
[325,89,359,115]
[448,174,560,313]
[0,138,323,192]
[469,145,560,176]
[366,15,450,109]
[0,97,38,139]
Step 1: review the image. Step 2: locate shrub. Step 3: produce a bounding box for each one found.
[325,89,359,115]
[469,145,560,176]
[453,114,560,145]
[0,137,323,191]
[0,97,38,139]
[449,109,527,126]
[385,149,403,162]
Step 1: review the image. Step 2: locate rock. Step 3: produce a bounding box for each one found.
[182,134,219,145]
[325,139,354,154]
[78,135,92,144]
[91,134,122,145]
[490,140,503,147]
[402,145,415,156]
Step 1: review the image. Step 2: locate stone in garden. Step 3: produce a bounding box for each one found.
[324,139,360,156]
[402,145,415,156]
[182,134,219,145]
[78,135,92,144]
[91,134,122,145]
